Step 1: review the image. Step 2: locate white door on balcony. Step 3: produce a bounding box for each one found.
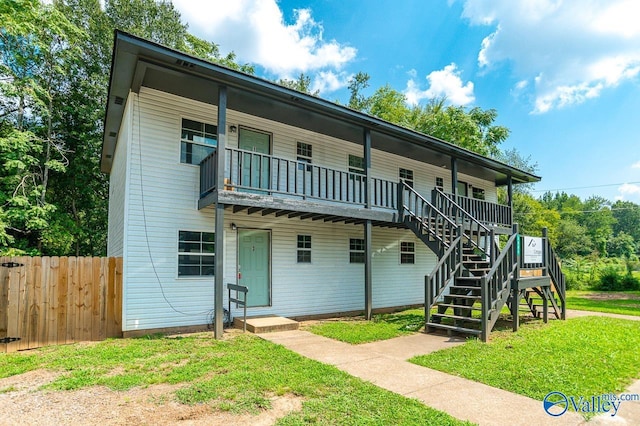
[238,128,271,192]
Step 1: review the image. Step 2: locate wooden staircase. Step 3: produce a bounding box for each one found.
[399,183,566,342]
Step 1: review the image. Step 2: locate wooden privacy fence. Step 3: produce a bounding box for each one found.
[0,257,123,353]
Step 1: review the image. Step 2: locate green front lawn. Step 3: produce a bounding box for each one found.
[307,309,424,344]
[566,290,640,316]
[410,316,640,417]
[0,333,469,425]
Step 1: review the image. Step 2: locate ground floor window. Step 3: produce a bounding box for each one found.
[297,235,312,263]
[400,241,415,264]
[349,238,365,263]
[178,231,215,276]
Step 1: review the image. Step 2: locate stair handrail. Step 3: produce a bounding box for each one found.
[425,231,464,309]
[401,182,458,249]
[480,231,519,341]
[544,238,566,320]
[432,188,496,258]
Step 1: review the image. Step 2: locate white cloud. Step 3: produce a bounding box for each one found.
[310,71,351,94]
[404,64,475,106]
[632,161,640,169]
[172,0,356,89]
[461,0,640,113]
[618,183,640,200]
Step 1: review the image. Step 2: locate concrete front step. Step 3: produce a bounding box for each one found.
[234,315,299,333]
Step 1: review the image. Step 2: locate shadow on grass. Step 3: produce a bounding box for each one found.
[374,312,425,332]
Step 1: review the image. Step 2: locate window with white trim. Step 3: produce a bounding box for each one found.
[349,238,365,264]
[297,235,311,263]
[348,154,365,184]
[400,241,415,264]
[180,119,217,165]
[472,187,486,200]
[399,168,414,188]
[178,231,215,276]
[297,142,312,171]
[436,177,444,191]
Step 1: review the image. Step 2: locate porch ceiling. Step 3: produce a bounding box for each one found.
[102,31,540,187]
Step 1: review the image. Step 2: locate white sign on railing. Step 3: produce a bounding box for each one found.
[523,236,543,264]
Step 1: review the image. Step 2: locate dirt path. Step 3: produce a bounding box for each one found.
[0,370,303,426]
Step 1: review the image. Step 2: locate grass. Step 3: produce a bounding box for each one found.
[0,333,469,425]
[410,316,640,416]
[566,290,640,316]
[307,309,424,344]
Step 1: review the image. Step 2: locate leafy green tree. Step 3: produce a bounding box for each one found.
[577,196,615,256]
[511,193,559,240]
[555,218,593,258]
[347,71,371,111]
[409,98,508,156]
[278,73,319,95]
[612,200,640,242]
[1,0,83,254]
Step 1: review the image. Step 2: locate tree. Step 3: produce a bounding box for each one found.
[1,0,250,255]
[555,218,593,258]
[278,73,319,95]
[577,196,615,256]
[368,85,411,125]
[408,98,509,156]
[612,200,640,242]
[1,0,83,254]
[347,71,371,111]
[511,193,560,240]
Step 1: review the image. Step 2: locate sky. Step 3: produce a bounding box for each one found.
[170,0,640,203]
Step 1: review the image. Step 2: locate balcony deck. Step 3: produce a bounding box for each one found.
[199,148,511,228]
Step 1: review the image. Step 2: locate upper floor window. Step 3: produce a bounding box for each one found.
[435,177,444,191]
[348,154,365,175]
[181,119,217,165]
[348,154,365,184]
[178,230,215,276]
[297,142,312,171]
[472,187,486,200]
[399,168,414,188]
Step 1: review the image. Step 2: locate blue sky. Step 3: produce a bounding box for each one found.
[172,0,640,203]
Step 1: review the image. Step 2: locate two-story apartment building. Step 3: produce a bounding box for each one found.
[103,32,557,340]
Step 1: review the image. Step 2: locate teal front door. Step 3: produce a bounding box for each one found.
[238,128,271,192]
[238,229,271,307]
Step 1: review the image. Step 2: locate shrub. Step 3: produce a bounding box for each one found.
[596,266,623,291]
[595,266,640,291]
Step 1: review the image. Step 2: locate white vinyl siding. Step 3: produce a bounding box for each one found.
[115,87,498,331]
[106,95,131,257]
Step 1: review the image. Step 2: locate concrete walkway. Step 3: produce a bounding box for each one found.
[566,309,640,322]
[261,310,640,425]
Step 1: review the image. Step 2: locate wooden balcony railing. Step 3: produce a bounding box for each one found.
[200,148,398,209]
[432,189,512,228]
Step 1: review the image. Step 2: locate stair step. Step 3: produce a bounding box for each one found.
[456,276,482,282]
[450,285,481,291]
[431,313,482,323]
[437,303,483,311]
[467,268,491,275]
[444,294,480,300]
[426,322,482,336]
